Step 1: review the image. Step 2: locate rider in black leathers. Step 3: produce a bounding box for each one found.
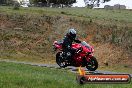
[62,28,81,61]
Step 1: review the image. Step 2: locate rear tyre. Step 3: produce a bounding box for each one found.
[56,52,66,68]
[86,56,98,71]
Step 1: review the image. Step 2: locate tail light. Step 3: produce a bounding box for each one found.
[91,46,94,52]
[53,41,57,45]
[53,41,58,51]
[91,48,94,52]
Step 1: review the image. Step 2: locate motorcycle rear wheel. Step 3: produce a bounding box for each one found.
[86,56,98,71]
[56,52,67,68]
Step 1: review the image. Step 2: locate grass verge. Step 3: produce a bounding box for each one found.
[0,61,131,88]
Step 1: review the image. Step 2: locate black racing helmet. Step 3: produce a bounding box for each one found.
[67,28,77,39]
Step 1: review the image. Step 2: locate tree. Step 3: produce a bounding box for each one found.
[29,0,76,7]
[0,0,13,5]
[49,0,76,7]
[29,0,47,4]
[0,0,7,4]
[84,0,111,8]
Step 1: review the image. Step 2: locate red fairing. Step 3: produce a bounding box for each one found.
[71,43,93,66]
[81,45,91,53]
[53,41,94,67]
[72,43,93,55]
[72,44,81,49]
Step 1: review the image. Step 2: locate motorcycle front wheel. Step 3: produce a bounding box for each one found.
[56,52,67,68]
[86,56,98,71]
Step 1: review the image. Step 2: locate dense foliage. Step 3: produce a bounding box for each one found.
[0,0,12,5]
[29,0,76,7]
[84,0,111,8]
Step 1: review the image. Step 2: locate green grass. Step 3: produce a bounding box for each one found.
[0,61,131,88]
[0,6,132,24]
[99,65,132,74]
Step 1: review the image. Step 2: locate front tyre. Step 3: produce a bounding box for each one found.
[86,56,98,71]
[56,52,66,68]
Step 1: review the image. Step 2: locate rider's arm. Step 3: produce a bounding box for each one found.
[74,38,81,43]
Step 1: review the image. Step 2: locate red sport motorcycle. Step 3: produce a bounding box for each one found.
[53,41,98,71]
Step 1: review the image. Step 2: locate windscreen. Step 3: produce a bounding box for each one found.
[81,41,91,49]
